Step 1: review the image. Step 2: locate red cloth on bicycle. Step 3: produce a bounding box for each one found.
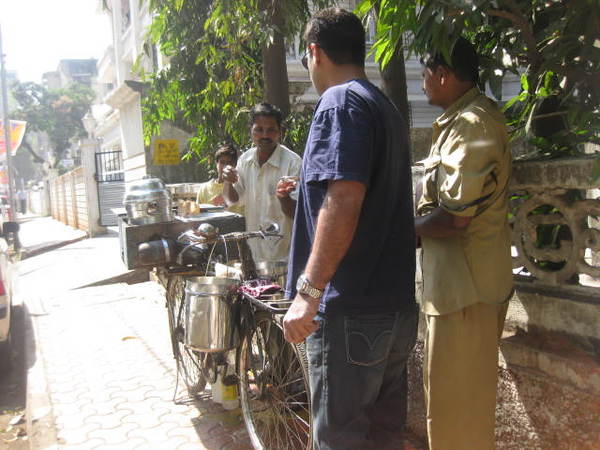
[239,279,281,298]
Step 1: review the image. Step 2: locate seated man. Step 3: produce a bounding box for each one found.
[222,103,301,262]
[196,144,243,214]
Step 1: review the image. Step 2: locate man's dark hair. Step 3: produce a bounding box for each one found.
[250,102,283,128]
[304,8,365,67]
[214,143,238,164]
[421,37,479,84]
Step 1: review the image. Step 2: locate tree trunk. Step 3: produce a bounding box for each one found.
[22,140,46,164]
[379,36,410,138]
[260,0,291,117]
[375,30,412,431]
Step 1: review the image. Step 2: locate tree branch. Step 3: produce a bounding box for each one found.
[21,140,47,164]
[487,4,542,71]
[532,111,567,120]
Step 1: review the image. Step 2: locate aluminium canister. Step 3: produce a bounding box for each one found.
[184,276,241,352]
[123,177,173,225]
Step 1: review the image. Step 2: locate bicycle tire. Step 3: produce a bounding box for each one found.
[166,275,207,396]
[238,312,311,450]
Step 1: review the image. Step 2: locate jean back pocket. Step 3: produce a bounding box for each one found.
[344,313,396,367]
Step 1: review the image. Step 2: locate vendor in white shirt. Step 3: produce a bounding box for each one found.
[222,102,302,262]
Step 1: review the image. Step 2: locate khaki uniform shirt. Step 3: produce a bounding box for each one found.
[233,144,302,262]
[196,179,243,215]
[417,88,513,315]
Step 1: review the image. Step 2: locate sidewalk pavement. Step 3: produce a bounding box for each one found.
[26,283,251,450]
[17,216,88,259]
[16,216,423,450]
[16,216,251,449]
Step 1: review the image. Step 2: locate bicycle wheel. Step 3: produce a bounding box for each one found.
[238,312,311,450]
[166,275,207,395]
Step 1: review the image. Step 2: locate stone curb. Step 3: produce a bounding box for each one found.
[20,235,88,261]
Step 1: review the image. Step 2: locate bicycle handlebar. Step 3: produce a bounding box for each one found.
[177,222,282,247]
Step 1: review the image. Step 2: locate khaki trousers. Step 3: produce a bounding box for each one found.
[424,301,508,450]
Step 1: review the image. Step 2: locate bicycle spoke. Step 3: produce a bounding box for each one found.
[239,313,311,450]
[166,276,206,396]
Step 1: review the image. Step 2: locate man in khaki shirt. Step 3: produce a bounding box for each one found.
[415,38,513,449]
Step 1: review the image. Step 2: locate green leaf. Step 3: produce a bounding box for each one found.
[354,0,373,17]
[521,74,530,93]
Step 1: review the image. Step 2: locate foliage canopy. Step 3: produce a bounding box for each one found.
[357,0,600,158]
[142,0,331,164]
[10,81,94,168]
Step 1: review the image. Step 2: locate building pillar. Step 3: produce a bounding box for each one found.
[81,139,107,237]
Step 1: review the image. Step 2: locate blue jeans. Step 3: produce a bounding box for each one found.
[306,306,418,450]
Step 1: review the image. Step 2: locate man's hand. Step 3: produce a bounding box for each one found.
[222,165,239,184]
[210,194,225,206]
[283,293,320,343]
[415,207,472,238]
[276,177,298,199]
[276,176,298,218]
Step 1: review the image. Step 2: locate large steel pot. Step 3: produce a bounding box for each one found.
[184,276,241,352]
[256,260,288,288]
[123,177,172,225]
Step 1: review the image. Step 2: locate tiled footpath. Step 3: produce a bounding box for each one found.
[18,218,423,450]
[27,282,251,450]
[15,218,251,450]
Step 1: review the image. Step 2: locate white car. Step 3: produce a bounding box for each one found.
[0,221,19,373]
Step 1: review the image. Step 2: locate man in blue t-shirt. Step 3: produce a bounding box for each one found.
[283,7,417,449]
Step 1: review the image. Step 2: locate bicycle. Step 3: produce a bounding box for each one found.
[158,223,312,450]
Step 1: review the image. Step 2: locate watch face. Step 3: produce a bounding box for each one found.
[296,275,322,298]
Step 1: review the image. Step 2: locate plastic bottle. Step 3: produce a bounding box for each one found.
[211,364,238,410]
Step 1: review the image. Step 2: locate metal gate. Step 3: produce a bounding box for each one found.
[95,150,125,226]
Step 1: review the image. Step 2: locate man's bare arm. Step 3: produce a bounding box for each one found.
[278,196,296,218]
[222,182,239,206]
[221,165,239,206]
[415,207,472,238]
[283,179,366,343]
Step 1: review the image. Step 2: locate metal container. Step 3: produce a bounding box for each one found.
[185,276,241,352]
[256,260,288,288]
[167,183,203,199]
[123,177,172,225]
[137,238,176,266]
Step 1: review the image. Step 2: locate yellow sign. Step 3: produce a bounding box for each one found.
[0,120,27,156]
[153,139,180,165]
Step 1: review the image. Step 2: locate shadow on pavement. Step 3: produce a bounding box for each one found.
[0,302,33,448]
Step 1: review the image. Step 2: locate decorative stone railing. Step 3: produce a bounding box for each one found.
[510,155,600,302]
[413,155,600,302]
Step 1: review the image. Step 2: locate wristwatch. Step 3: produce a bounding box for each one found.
[296,274,324,299]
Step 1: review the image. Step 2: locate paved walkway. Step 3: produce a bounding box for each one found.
[16,216,423,450]
[27,283,250,450]
[17,216,87,259]
[17,217,250,449]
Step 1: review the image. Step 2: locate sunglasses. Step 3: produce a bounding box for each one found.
[301,49,310,70]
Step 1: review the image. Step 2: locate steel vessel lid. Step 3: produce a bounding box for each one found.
[123,177,170,203]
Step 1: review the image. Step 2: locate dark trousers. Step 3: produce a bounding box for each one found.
[306,305,418,450]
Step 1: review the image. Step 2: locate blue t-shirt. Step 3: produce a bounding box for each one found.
[285,79,415,315]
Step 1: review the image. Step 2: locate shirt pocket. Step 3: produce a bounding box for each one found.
[418,156,442,209]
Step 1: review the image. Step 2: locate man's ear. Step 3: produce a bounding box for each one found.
[311,43,323,65]
[438,65,452,85]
